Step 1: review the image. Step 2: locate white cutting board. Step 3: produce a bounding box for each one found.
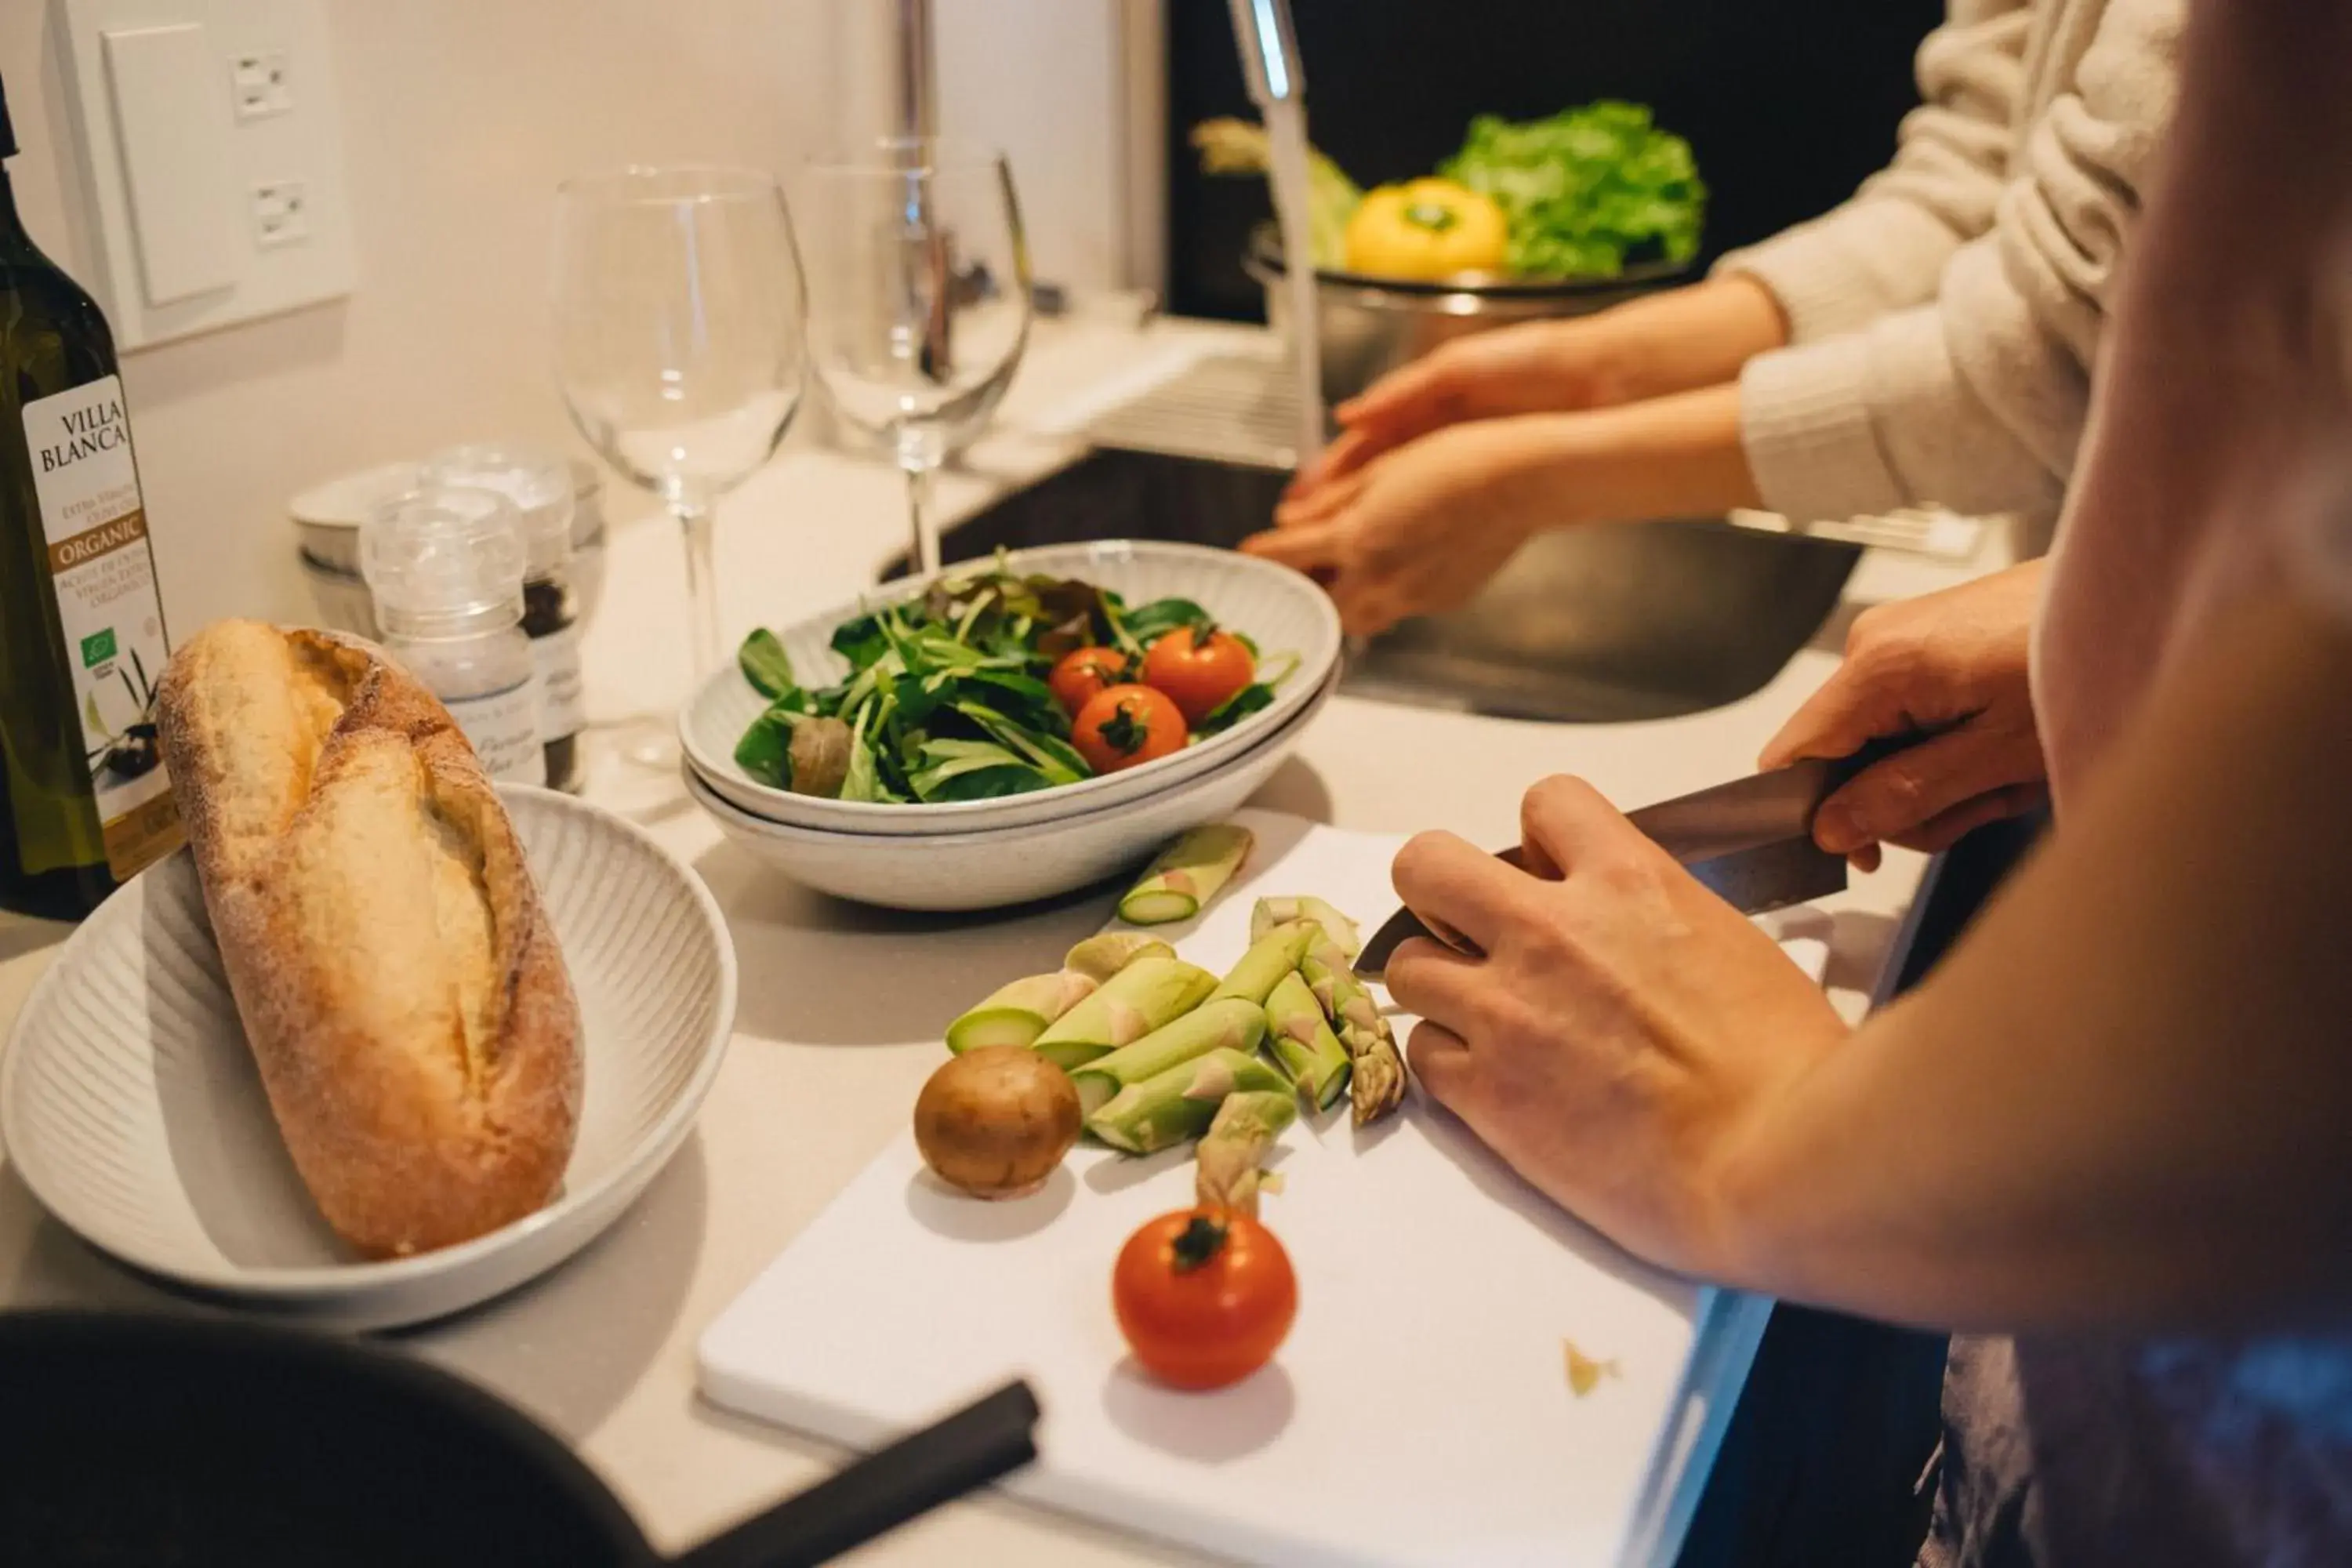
[699,811,1824,1566]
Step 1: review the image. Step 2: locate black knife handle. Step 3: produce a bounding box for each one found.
[1821,731,1933,794]
[672,1381,1042,1568]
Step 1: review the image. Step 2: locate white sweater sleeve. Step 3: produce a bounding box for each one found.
[1714,0,2031,342]
[1738,0,2183,529]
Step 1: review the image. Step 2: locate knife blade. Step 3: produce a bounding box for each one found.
[1356,738,1909,976]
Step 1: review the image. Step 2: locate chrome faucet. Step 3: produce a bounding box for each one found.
[1228,0,1307,107]
[1226,0,1325,462]
[886,0,953,381]
[893,0,938,141]
[879,0,1306,353]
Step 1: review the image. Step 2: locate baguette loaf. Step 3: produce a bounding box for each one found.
[157,621,580,1258]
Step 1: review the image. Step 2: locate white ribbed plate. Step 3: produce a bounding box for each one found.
[0,787,737,1330]
[681,539,1343,834]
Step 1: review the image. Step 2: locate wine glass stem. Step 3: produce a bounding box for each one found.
[905,463,942,579]
[675,495,723,681]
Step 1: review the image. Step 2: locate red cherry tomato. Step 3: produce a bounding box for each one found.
[1112,1209,1297,1390]
[1140,626,1256,724]
[1049,646,1133,717]
[1073,684,1187,775]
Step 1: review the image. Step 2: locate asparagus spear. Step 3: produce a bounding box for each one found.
[1031,956,1217,1071]
[1250,896,1363,962]
[1116,824,1254,926]
[1207,922,1315,1005]
[1063,932,1177,985]
[1067,997,1269,1117]
[1087,1048,1290,1155]
[1262,970,1352,1111]
[944,969,1098,1054]
[1194,1090,1299,1218]
[1299,931,1408,1126]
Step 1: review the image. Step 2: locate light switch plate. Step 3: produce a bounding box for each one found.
[100,22,242,306]
[52,0,356,350]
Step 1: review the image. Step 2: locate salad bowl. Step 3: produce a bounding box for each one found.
[685,659,1337,910]
[681,540,1341,836]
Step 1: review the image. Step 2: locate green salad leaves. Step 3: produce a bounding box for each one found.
[732,563,1286,804]
[1439,100,1705,278]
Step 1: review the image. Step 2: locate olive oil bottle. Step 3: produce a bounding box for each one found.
[0,68,180,918]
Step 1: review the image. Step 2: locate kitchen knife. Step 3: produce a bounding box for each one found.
[1356,738,1910,976]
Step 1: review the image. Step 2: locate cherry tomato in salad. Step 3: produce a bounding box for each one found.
[1141,626,1255,724]
[1073,684,1187,775]
[1048,646,1134,717]
[1112,1209,1298,1390]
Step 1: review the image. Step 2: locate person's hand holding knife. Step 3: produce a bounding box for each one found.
[1385,778,1850,1280]
[1377,561,2051,1278]
[1762,561,2051,869]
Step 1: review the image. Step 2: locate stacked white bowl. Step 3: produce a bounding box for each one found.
[677,541,1344,911]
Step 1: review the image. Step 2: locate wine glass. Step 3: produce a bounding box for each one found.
[552,166,806,685]
[798,140,1031,579]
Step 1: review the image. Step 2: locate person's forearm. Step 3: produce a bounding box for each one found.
[1495,382,1765,526]
[1581,277,1789,406]
[1713,592,2352,1334]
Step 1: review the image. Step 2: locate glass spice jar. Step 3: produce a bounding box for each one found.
[423,443,584,791]
[360,486,545,786]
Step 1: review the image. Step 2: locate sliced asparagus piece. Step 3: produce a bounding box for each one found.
[1300,931,1408,1126]
[1207,922,1315,1005]
[1031,956,1217,1071]
[1087,1048,1290,1155]
[1068,997,1269,1117]
[1262,970,1352,1111]
[944,970,1098,1054]
[1116,824,1254,926]
[1063,932,1177,985]
[1250,896,1363,962]
[1194,1089,1299,1218]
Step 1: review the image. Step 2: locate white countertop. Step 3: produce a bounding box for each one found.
[0,317,2005,1565]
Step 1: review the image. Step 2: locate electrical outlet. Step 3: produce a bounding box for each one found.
[252,180,309,249]
[230,49,292,122]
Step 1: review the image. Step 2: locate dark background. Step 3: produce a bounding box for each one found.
[1164,0,1944,320]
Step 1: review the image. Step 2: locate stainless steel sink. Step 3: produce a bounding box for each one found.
[913,448,1860,724]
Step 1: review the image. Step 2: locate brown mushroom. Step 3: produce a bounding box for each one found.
[913,1047,1083,1200]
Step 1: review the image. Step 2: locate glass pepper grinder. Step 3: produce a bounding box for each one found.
[421,442,584,792]
[360,485,546,786]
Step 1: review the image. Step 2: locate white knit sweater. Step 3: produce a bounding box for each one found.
[1715,0,2183,539]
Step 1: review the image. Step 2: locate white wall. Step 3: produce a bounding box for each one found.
[3,0,1135,637]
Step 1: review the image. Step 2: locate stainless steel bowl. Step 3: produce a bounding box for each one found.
[1244,228,1690,405]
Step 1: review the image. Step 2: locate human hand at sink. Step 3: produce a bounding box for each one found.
[1762,561,2050,871]
[1285,276,1789,506]
[1244,383,1767,636]
[1244,417,1564,634]
[1386,775,1849,1279]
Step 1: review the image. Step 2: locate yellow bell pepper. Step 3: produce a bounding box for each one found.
[1341,178,1509,280]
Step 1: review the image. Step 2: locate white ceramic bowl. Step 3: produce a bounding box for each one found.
[687,666,1335,909]
[292,458,606,575]
[0,788,737,1330]
[298,552,383,638]
[681,540,1341,836]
